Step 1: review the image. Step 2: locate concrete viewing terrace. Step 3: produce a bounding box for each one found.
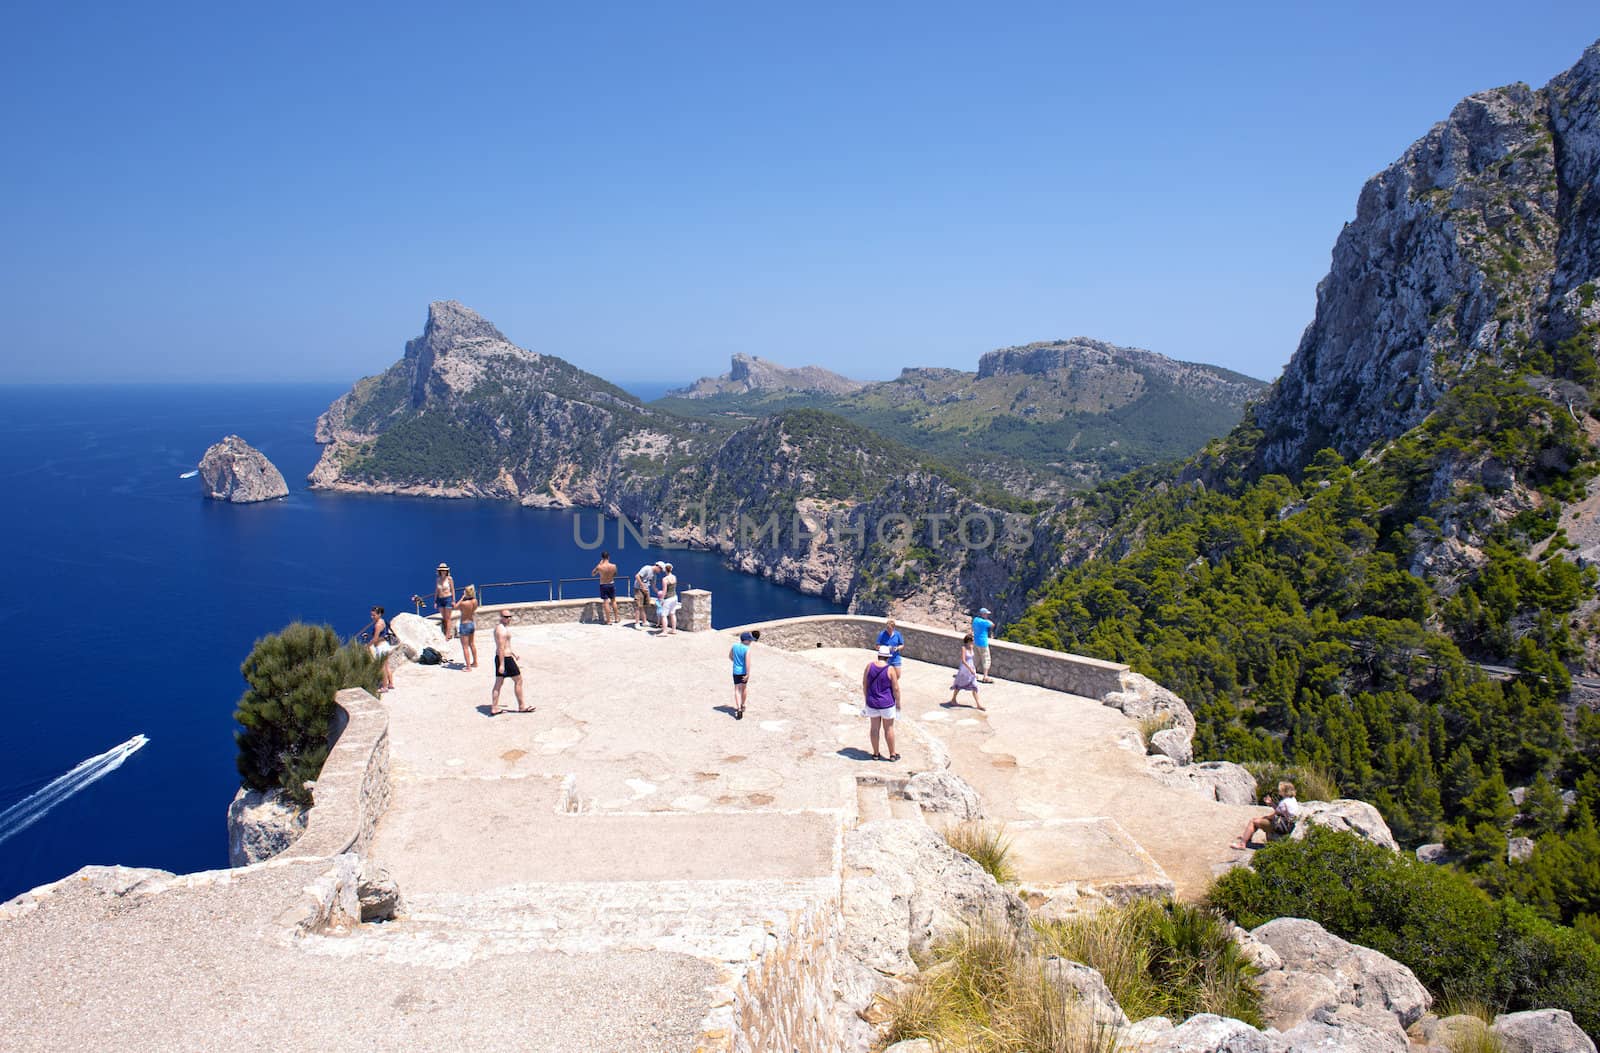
[0,601,1259,1052]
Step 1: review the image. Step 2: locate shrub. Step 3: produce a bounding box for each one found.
[234,622,382,806]
[945,821,1018,884]
[1205,828,1600,1038]
[1247,762,1341,803]
[1036,900,1262,1026]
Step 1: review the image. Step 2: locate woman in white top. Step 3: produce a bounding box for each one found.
[1232,781,1301,849]
[657,563,680,634]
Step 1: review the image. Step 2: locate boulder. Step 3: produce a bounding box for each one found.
[357,865,403,922]
[1042,958,1129,1028]
[1129,1013,1276,1052]
[1507,836,1536,863]
[903,770,985,821]
[198,435,288,503]
[1255,968,1340,1030]
[389,612,447,662]
[1415,843,1453,865]
[1229,924,1283,972]
[1251,918,1430,1028]
[1290,800,1399,852]
[1149,726,1195,766]
[1118,1016,1175,1047]
[226,785,306,866]
[1150,758,1259,805]
[1422,1014,1498,1050]
[1490,1009,1597,1053]
[1276,1003,1410,1052]
[841,819,1029,976]
[883,1041,935,1053]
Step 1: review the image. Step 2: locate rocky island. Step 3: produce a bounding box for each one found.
[198,435,288,503]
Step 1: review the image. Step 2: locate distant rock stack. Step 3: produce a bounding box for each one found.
[198,435,288,503]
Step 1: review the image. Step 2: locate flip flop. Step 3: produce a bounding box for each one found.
[889,753,901,762]
[870,752,883,761]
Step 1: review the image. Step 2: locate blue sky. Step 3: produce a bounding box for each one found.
[3,3,1596,387]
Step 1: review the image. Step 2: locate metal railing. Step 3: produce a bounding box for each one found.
[412,575,692,613]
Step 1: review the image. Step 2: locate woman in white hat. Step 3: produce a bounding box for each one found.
[434,562,457,640]
[862,645,902,762]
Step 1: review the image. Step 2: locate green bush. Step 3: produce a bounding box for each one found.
[233,623,382,806]
[1206,829,1600,1037]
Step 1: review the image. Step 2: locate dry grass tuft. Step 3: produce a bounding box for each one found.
[886,921,1124,1053]
[944,821,1018,885]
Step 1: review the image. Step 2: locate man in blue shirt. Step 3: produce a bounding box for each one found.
[876,617,905,668]
[972,607,996,683]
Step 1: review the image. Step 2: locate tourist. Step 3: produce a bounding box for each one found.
[658,562,680,634]
[491,610,529,714]
[862,644,901,761]
[949,633,982,709]
[1231,781,1301,850]
[730,630,753,719]
[633,560,661,629]
[435,563,457,640]
[972,606,996,683]
[592,550,620,624]
[456,585,480,670]
[366,605,396,693]
[876,616,905,669]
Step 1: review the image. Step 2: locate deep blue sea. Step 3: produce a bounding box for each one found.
[0,384,839,902]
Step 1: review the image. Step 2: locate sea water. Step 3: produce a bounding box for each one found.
[0,384,839,901]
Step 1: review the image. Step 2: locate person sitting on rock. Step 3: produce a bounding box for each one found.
[1232,781,1300,850]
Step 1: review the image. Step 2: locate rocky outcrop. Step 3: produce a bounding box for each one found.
[1250,918,1431,1030]
[669,353,866,398]
[902,771,985,821]
[198,436,287,504]
[1150,758,1259,806]
[977,338,1263,407]
[840,818,1028,976]
[1251,40,1600,473]
[1043,957,1129,1029]
[1290,800,1399,852]
[225,786,306,866]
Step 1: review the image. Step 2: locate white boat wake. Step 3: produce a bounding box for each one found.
[179,469,199,479]
[0,734,149,848]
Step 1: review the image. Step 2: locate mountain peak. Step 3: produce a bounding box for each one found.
[423,300,509,349]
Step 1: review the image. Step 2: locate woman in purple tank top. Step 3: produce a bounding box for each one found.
[861,645,902,762]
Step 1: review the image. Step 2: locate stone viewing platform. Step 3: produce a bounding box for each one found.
[0,596,1261,1052]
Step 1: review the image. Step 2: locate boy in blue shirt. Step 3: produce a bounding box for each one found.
[876,617,905,667]
[729,631,753,719]
[972,607,996,683]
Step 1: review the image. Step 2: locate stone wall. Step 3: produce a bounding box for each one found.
[697,897,851,1053]
[743,614,1130,700]
[283,687,390,860]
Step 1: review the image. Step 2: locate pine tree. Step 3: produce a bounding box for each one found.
[233,622,382,805]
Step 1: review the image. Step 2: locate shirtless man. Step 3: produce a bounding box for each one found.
[491,610,529,714]
[592,550,620,625]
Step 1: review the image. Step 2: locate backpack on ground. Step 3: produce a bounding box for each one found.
[418,646,443,665]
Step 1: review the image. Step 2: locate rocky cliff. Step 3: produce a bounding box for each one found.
[198,436,288,503]
[1252,41,1600,474]
[669,353,866,398]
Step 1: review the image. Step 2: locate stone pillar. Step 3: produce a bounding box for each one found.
[679,589,712,632]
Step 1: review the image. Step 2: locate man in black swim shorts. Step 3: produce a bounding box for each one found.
[491,610,529,714]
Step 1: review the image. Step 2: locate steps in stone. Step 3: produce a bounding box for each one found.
[855,782,893,823]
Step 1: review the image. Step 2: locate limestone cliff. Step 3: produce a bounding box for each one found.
[1252,40,1600,473]
[669,353,866,398]
[198,436,288,503]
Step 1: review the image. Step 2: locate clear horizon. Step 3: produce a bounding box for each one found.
[3,4,1597,388]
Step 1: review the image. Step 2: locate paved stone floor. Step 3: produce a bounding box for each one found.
[0,618,1262,1051]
